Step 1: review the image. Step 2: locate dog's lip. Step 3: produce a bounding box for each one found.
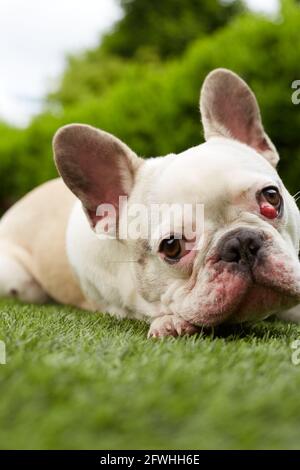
[199,289,300,327]
[187,257,300,327]
[227,283,300,324]
[191,281,298,327]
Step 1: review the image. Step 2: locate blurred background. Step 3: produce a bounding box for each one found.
[0,0,299,212]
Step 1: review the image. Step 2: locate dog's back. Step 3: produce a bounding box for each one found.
[0,178,87,307]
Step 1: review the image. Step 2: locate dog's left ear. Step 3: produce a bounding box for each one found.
[53,124,143,228]
[200,68,279,167]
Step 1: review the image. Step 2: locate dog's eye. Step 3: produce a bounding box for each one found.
[262,186,281,208]
[259,186,282,219]
[159,236,185,261]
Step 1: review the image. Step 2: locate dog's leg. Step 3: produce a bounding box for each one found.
[0,253,49,304]
[148,315,200,338]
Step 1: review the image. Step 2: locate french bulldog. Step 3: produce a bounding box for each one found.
[1,68,300,337]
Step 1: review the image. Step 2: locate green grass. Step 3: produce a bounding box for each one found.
[0,299,300,450]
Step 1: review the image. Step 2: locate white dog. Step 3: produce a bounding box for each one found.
[1,68,300,337]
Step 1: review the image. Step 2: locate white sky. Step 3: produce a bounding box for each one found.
[0,0,278,127]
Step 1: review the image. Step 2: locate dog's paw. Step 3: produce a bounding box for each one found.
[148,315,200,338]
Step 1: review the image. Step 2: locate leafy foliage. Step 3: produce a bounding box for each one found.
[0,0,300,212]
[50,0,244,109]
[101,0,245,59]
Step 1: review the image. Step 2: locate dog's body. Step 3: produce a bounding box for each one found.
[1,69,300,337]
[0,178,87,307]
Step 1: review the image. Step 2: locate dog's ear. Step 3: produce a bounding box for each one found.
[53,124,143,228]
[200,68,279,167]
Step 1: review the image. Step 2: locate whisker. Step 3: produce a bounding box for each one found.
[293,190,300,200]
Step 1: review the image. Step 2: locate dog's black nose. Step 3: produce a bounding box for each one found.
[219,229,263,267]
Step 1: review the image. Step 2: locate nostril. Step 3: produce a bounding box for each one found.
[240,233,263,261]
[248,242,257,253]
[247,240,260,256]
[220,238,242,263]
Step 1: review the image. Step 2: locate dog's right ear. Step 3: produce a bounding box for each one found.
[53,124,143,228]
[200,68,279,167]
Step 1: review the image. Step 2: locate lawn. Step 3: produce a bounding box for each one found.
[0,299,300,450]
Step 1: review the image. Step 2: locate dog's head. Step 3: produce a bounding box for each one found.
[53,69,300,326]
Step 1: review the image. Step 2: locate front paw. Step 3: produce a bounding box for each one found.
[148,315,200,338]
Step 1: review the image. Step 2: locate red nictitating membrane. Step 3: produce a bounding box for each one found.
[260,203,278,219]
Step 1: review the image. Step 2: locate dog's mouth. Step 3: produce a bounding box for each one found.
[179,249,300,327]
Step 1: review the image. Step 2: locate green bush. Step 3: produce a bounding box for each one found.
[1,0,300,210]
[100,0,244,59]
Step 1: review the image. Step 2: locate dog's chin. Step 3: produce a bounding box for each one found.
[181,254,300,327]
